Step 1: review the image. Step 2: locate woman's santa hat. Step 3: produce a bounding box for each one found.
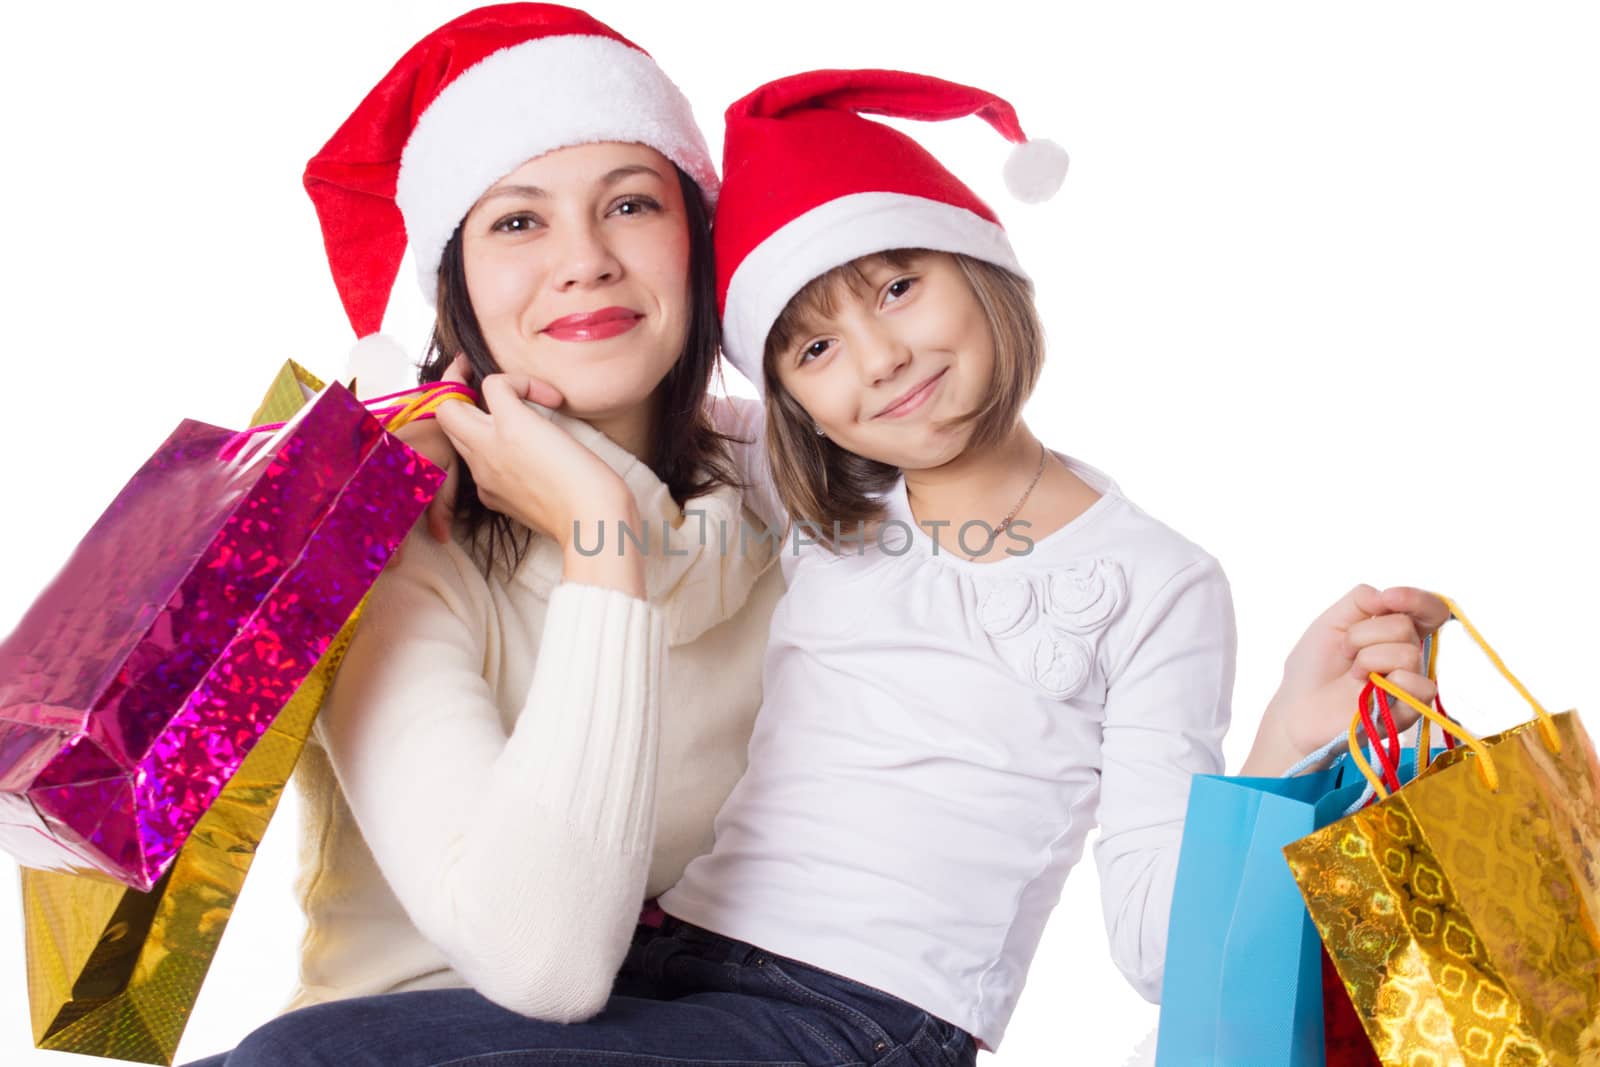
[714,69,1068,392]
[303,3,718,392]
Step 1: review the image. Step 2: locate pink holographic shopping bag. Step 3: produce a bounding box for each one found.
[0,380,444,891]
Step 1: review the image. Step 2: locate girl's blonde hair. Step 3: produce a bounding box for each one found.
[760,250,1044,548]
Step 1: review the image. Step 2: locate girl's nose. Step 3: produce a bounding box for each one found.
[855,325,912,386]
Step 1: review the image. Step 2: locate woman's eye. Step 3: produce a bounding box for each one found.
[610,196,660,217]
[798,339,833,366]
[491,213,541,234]
[883,276,917,304]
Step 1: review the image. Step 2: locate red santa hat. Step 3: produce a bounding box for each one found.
[304,2,717,386]
[714,69,1068,391]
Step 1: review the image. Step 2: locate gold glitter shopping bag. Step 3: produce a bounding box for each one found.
[1284,597,1600,1066]
[18,362,453,1064]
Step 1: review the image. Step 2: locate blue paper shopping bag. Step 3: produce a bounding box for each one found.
[1153,751,1416,1066]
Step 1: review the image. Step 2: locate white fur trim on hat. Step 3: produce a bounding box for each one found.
[395,34,718,307]
[721,193,1027,392]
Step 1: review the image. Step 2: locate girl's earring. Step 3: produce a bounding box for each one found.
[814,424,827,437]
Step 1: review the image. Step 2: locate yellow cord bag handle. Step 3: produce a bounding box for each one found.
[380,383,475,432]
[1347,594,1559,800]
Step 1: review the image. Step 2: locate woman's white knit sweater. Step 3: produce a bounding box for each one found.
[286,398,782,1020]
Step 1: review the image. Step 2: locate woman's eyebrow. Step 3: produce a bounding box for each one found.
[478,165,664,205]
[599,164,663,186]
[480,183,548,202]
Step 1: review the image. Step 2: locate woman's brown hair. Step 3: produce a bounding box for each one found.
[419,165,741,577]
[761,250,1044,550]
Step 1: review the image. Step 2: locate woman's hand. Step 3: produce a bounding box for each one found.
[433,370,646,597]
[1240,585,1451,776]
[390,356,565,543]
[390,356,562,544]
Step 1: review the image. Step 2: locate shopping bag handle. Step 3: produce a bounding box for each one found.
[1347,594,1559,799]
[374,382,478,432]
[220,382,477,462]
[1404,630,1464,776]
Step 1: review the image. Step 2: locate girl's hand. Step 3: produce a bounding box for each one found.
[1240,585,1451,775]
[433,371,646,597]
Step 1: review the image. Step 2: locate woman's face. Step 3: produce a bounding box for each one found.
[771,252,995,472]
[460,141,692,423]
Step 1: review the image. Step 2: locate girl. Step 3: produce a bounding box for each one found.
[197,68,1446,1066]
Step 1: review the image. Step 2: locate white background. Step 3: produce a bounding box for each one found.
[1,2,1596,1064]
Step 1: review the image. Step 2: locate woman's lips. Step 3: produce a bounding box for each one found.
[542,307,643,342]
[875,368,947,419]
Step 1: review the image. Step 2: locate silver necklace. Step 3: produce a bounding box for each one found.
[963,442,1048,561]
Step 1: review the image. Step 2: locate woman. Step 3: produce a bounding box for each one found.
[275,2,783,1025]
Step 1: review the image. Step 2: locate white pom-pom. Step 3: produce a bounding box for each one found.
[1002,138,1070,204]
[345,333,418,400]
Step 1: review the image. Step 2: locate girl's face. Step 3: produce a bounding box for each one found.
[460,141,692,421]
[772,252,995,471]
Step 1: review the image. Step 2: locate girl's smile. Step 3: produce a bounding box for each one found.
[874,367,948,419]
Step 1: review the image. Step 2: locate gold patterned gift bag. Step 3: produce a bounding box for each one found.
[1284,597,1600,1066]
[19,361,390,1064]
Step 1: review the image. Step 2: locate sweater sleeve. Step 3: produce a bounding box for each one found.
[1091,555,1235,1002]
[315,532,667,1021]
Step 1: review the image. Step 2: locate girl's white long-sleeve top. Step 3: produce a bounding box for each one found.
[287,400,784,1021]
[661,452,1236,1050]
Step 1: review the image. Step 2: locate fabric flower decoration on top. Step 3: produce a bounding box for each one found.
[976,575,1040,641]
[1030,628,1095,700]
[1044,559,1126,633]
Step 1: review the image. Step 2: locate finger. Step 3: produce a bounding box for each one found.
[1351,640,1425,681]
[1378,586,1451,637]
[479,373,524,413]
[501,374,564,409]
[481,373,561,424]
[1345,613,1422,657]
[434,398,488,457]
[1371,669,1438,720]
[443,353,472,386]
[1314,583,1385,629]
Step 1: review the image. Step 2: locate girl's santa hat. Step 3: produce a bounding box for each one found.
[714,69,1068,392]
[303,3,718,392]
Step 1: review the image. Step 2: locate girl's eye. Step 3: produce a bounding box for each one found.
[491,213,541,234]
[883,276,918,304]
[609,196,661,217]
[798,339,833,366]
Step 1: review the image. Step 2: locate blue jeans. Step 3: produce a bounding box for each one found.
[184,917,976,1066]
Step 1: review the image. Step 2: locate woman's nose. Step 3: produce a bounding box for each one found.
[554,222,622,290]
